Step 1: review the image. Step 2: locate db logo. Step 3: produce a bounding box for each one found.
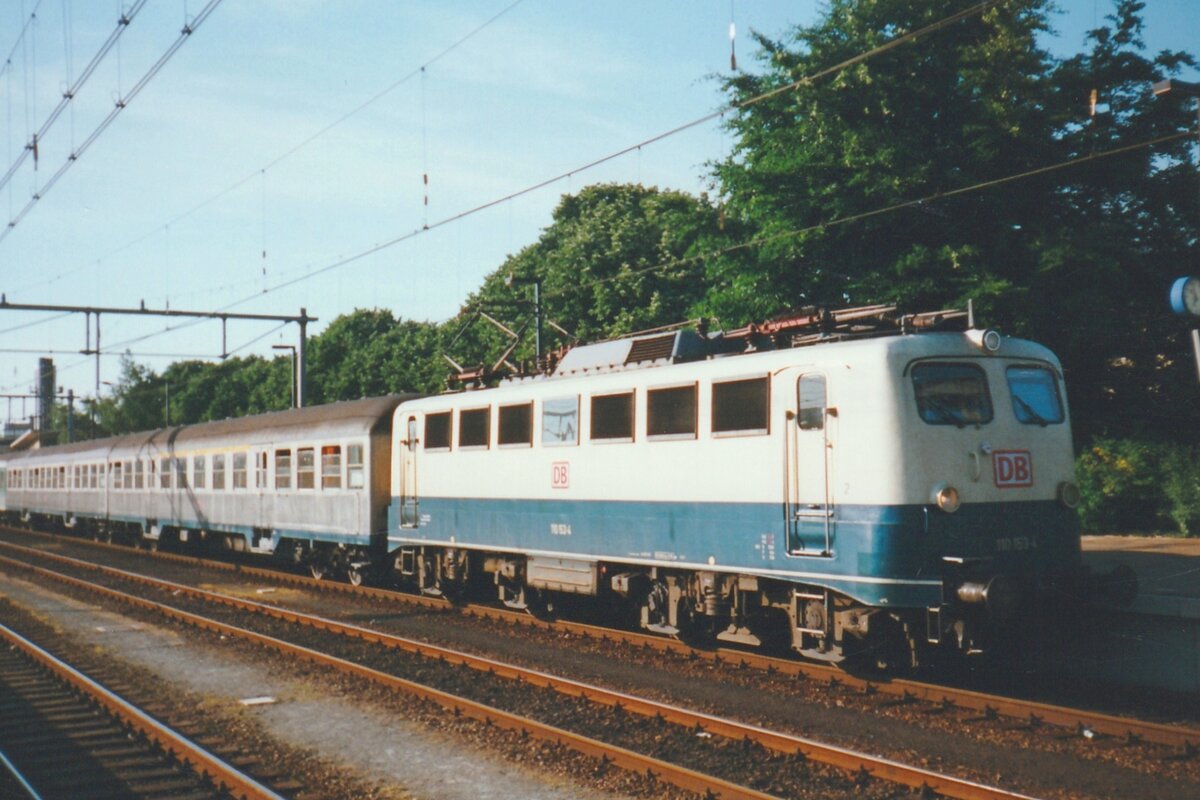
[551,462,570,489]
[993,451,1033,488]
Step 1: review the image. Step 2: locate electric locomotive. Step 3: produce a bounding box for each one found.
[387,306,1093,667]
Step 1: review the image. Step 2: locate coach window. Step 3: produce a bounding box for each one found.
[1006,366,1064,426]
[135,460,144,489]
[159,458,171,489]
[712,377,770,436]
[256,452,268,489]
[912,363,993,426]
[459,407,490,449]
[425,412,452,451]
[321,446,341,489]
[499,403,533,447]
[591,392,634,442]
[647,384,697,440]
[542,396,579,446]
[347,444,365,489]
[193,456,207,489]
[113,462,123,490]
[175,458,187,489]
[275,449,292,490]
[297,448,316,489]
[211,454,225,490]
[798,374,827,431]
[233,453,248,489]
[123,461,132,490]
[91,464,100,489]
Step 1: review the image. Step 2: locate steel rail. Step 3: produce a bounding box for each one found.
[0,547,1039,800]
[0,554,778,800]
[0,620,285,800]
[0,748,42,800]
[6,528,1199,752]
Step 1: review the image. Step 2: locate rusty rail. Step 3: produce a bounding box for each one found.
[0,546,1039,800]
[6,528,1198,753]
[0,620,285,800]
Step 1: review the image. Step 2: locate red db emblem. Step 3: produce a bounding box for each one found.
[551,462,570,489]
[993,451,1033,488]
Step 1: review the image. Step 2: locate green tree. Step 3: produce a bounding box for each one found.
[707,0,1198,440]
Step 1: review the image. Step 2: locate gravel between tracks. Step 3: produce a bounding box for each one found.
[5,531,1200,800]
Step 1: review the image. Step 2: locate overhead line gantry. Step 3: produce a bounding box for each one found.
[0,297,315,408]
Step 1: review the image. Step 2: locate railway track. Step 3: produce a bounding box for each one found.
[0,541,1046,800]
[6,527,1193,756]
[0,619,284,800]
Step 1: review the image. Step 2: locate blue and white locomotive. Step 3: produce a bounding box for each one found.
[0,306,1103,666]
[387,307,1089,666]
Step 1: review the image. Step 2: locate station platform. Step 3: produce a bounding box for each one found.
[1082,535,1200,619]
[1058,536,1200,695]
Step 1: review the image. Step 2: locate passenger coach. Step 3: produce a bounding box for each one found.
[387,309,1085,666]
[1,396,405,583]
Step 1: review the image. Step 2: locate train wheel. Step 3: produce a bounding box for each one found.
[346,565,364,587]
[309,562,327,581]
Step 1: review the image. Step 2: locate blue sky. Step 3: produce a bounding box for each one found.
[0,0,1196,416]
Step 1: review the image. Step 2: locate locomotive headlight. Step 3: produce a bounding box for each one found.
[931,482,961,513]
[1057,481,1081,509]
[966,328,1002,353]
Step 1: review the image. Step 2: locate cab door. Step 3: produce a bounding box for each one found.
[398,414,420,528]
[787,372,835,556]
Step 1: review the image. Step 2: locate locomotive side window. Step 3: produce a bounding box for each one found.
[798,374,827,430]
[498,403,533,446]
[1006,366,1064,425]
[193,456,207,489]
[297,448,316,489]
[591,392,634,442]
[542,396,579,446]
[712,377,769,436]
[425,412,452,450]
[911,363,993,426]
[231,453,246,489]
[275,450,292,490]
[459,407,490,449]
[647,384,697,439]
[347,444,365,489]
[321,446,341,489]
[213,454,226,490]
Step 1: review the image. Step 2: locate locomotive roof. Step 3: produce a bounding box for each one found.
[1,394,412,463]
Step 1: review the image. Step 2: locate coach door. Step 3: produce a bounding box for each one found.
[786,372,835,556]
[399,415,419,528]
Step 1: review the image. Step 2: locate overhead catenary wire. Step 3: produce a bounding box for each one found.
[206,0,1009,312]
[0,0,149,198]
[0,0,221,244]
[27,0,531,291]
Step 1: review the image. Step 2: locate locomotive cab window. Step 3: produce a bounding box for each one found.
[459,407,490,449]
[911,363,993,426]
[712,376,769,436]
[424,411,452,450]
[647,384,697,439]
[498,403,533,447]
[1006,366,1063,425]
[542,396,579,446]
[590,392,634,442]
[797,374,827,431]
